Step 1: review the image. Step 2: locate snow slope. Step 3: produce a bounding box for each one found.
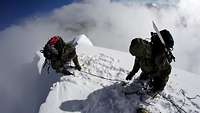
[37,36,200,113]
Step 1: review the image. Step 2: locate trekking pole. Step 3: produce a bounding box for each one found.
[79,70,124,82]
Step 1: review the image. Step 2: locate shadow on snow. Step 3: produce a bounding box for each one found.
[60,81,148,113]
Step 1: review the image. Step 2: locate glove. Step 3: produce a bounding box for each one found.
[75,65,81,71]
[126,72,134,80]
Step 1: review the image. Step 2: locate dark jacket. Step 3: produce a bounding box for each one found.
[128,38,171,91]
[51,42,80,73]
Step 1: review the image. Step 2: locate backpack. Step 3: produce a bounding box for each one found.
[41,36,65,60]
[151,29,175,62]
[151,29,174,50]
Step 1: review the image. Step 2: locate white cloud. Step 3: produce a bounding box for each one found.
[0,0,200,72]
[0,0,200,112]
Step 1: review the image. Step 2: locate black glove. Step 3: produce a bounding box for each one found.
[75,65,81,71]
[126,72,134,80]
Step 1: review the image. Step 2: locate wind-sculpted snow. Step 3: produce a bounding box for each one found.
[39,46,200,113]
[79,53,129,84]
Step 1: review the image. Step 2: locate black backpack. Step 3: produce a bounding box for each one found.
[41,36,65,60]
[151,29,174,50]
[151,29,175,62]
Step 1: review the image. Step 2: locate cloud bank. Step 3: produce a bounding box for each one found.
[1,0,200,73]
[0,0,200,112]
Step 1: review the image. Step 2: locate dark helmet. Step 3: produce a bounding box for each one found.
[151,29,174,50]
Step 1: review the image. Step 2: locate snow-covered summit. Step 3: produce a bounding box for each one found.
[76,34,93,46]
[37,43,200,113]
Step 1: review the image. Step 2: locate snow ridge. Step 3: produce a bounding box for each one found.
[38,44,200,113]
[38,35,200,113]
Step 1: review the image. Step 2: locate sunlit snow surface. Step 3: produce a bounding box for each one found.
[37,43,200,113]
[35,35,200,113]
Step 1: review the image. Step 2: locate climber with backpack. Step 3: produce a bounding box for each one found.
[126,23,175,96]
[41,36,81,75]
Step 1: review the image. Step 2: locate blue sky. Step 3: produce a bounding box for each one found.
[0,0,75,30]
